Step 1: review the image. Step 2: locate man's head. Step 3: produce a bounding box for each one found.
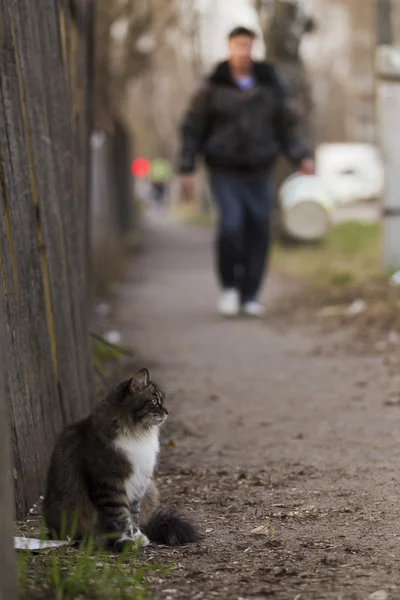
[227,26,256,73]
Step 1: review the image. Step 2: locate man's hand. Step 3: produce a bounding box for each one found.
[298,158,315,175]
[180,174,196,202]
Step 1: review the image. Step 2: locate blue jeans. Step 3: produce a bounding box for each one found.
[210,173,273,303]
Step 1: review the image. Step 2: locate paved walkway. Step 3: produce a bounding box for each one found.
[113,212,400,600]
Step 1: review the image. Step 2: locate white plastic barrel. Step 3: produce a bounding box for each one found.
[279,174,334,241]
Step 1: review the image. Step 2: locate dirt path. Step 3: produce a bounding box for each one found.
[111,213,400,600]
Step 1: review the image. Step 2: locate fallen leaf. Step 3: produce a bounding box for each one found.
[250,524,274,536]
[205,528,214,534]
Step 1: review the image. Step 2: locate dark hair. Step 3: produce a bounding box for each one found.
[228,26,256,40]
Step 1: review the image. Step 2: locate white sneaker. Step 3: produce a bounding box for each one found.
[242,301,265,318]
[218,289,240,317]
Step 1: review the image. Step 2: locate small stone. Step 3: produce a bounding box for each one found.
[355,380,367,388]
[368,591,388,600]
[346,298,366,316]
[389,270,400,286]
[104,330,121,344]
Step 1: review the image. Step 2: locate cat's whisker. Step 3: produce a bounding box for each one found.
[160,422,171,436]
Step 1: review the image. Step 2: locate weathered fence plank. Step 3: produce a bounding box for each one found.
[0,0,94,516]
[0,294,18,600]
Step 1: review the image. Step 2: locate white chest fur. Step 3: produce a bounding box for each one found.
[114,429,160,503]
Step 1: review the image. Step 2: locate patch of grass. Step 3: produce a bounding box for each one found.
[172,204,382,288]
[273,221,381,288]
[18,539,167,600]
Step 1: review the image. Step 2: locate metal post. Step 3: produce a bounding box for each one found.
[376,45,400,269]
[375,0,400,269]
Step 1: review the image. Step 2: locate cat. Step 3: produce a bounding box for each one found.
[43,368,199,549]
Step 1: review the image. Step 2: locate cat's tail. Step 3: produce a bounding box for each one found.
[143,506,201,546]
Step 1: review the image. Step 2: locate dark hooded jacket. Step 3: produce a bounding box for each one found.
[178,60,311,175]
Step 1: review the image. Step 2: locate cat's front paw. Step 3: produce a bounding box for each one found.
[114,531,149,552]
[132,530,150,548]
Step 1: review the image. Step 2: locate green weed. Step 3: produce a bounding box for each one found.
[273,221,380,287]
[18,537,167,600]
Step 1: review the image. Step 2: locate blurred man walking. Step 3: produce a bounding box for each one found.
[178,26,313,318]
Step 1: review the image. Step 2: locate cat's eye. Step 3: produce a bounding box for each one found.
[152,395,163,407]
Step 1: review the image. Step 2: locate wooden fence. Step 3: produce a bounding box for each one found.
[0,0,94,518]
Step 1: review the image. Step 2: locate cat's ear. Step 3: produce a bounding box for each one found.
[129,368,150,392]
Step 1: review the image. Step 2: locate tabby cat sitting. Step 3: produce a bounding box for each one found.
[43,369,199,549]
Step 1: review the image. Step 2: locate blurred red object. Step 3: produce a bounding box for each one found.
[131,158,150,178]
